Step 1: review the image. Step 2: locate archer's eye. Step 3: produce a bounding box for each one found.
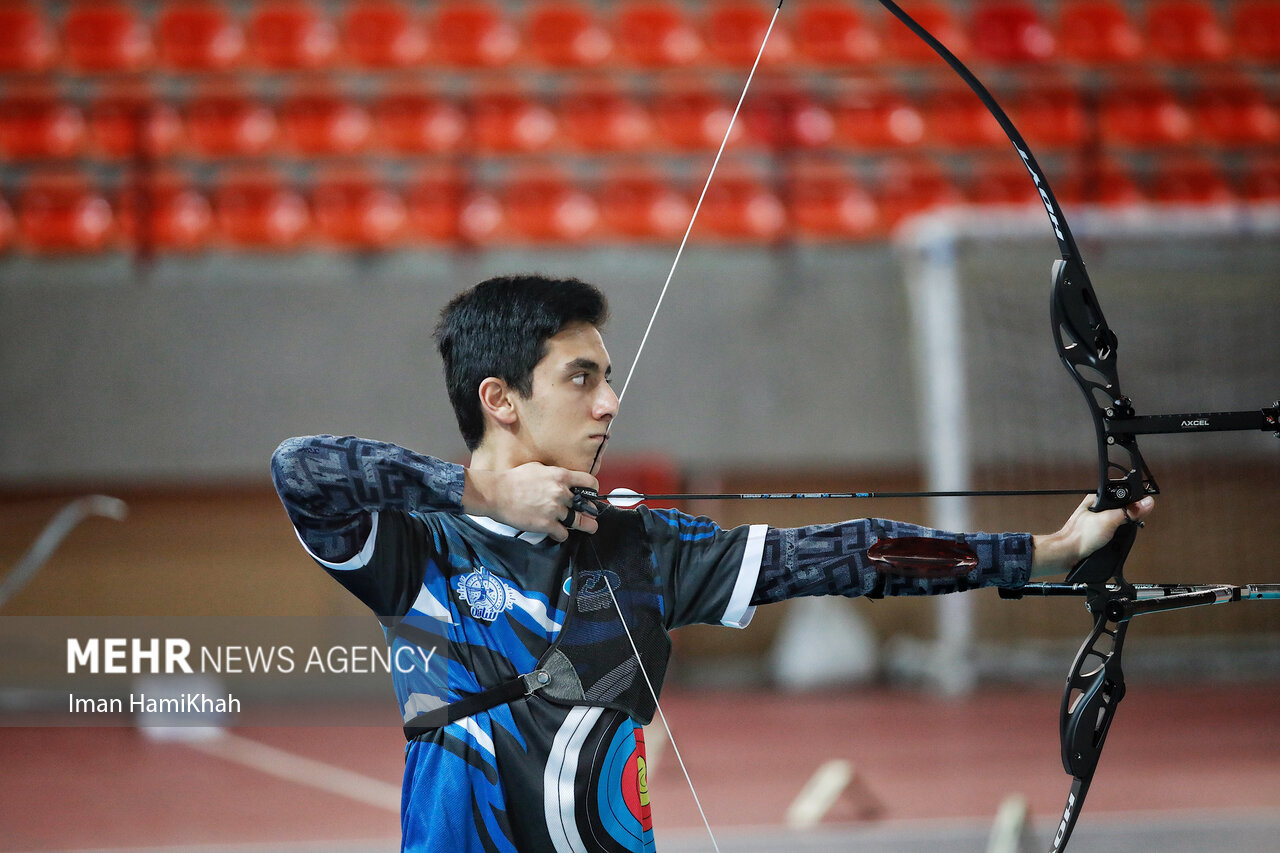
[571,373,587,386]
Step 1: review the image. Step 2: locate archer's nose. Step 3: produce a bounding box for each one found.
[596,382,619,420]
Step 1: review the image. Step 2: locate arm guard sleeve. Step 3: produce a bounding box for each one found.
[750,518,1033,605]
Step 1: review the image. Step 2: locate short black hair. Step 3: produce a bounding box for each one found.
[434,274,609,451]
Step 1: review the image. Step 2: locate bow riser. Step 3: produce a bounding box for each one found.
[1050,259,1159,518]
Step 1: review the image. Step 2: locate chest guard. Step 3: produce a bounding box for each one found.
[535,506,672,724]
[404,507,672,740]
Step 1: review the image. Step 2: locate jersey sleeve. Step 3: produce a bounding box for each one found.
[304,509,434,625]
[270,434,464,623]
[270,434,464,563]
[638,506,768,631]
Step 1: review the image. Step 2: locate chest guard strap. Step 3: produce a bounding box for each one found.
[404,508,672,741]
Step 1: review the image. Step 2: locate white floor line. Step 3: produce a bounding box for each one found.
[785,760,853,829]
[184,732,401,813]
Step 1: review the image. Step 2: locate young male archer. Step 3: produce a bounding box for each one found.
[271,273,1153,853]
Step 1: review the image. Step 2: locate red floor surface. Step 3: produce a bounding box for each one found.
[2,683,1277,850]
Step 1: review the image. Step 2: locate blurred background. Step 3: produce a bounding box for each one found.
[1,1,1277,851]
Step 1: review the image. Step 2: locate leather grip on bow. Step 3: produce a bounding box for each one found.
[1065,519,1138,586]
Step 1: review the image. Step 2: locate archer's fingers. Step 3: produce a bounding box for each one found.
[562,471,600,497]
[1123,496,1155,523]
[557,505,599,537]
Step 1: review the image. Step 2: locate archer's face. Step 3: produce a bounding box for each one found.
[513,321,618,473]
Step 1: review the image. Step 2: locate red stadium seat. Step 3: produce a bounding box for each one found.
[458,188,506,244]
[64,2,153,72]
[525,2,613,67]
[1148,156,1235,204]
[786,162,880,240]
[1057,157,1144,207]
[87,87,184,160]
[794,3,881,66]
[278,88,371,155]
[1145,1,1229,64]
[116,172,214,253]
[1056,1,1143,65]
[502,170,599,242]
[17,171,114,254]
[1099,80,1193,148]
[249,0,337,70]
[875,159,962,227]
[371,89,465,154]
[156,2,247,71]
[430,2,519,67]
[310,169,407,248]
[342,1,429,68]
[704,1,793,68]
[921,88,1005,149]
[969,1,1055,64]
[405,168,469,243]
[558,87,652,152]
[1010,86,1088,149]
[0,4,57,72]
[615,2,704,68]
[0,194,14,253]
[0,90,85,161]
[831,87,925,150]
[741,88,834,150]
[693,169,786,241]
[965,159,1043,207]
[883,2,968,64]
[597,168,691,240]
[650,85,741,150]
[1191,79,1280,147]
[213,169,310,249]
[1240,157,1280,202]
[185,87,278,158]
[469,90,557,153]
[1233,2,1280,63]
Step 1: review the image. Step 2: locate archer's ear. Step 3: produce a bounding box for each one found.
[478,377,519,427]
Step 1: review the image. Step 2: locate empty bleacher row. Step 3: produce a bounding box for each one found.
[2,1,1278,254]
[3,153,1277,253]
[1,1,1278,73]
[1,74,1278,160]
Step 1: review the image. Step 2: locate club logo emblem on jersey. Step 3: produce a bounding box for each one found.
[454,566,516,622]
[576,569,622,612]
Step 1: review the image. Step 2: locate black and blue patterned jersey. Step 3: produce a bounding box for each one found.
[302,502,765,853]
